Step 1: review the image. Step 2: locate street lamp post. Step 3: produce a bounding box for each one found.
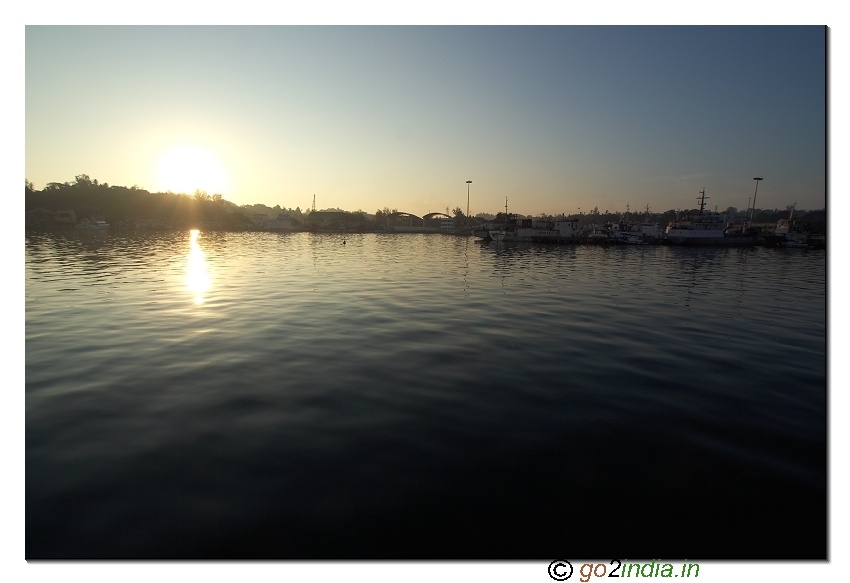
[749,177,764,224]
[466,180,472,227]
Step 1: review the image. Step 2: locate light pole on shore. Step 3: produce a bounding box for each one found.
[466,180,472,227]
[749,177,764,224]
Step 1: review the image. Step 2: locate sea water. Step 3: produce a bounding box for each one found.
[25,231,826,558]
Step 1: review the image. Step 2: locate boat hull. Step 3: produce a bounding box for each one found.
[666,235,760,246]
[489,232,578,244]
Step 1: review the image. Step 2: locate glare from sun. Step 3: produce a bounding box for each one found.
[156,145,227,195]
[186,229,211,305]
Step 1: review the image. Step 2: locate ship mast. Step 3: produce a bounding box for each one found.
[466,180,472,227]
[749,177,763,224]
[696,188,709,216]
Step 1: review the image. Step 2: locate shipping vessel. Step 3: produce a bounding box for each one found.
[665,189,760,246]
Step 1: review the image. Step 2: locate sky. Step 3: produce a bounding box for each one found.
[25,25,826,217]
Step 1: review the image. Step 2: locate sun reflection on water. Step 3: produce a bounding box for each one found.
[186,229,210,304]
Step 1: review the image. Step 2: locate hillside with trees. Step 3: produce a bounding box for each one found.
[26,174,252,229]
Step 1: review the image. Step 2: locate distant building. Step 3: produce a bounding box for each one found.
[75,205,104,221]
[268,214,294,231]
[251,213,270,228]
[386,212,423,229]
[26,207,55,228]
[55,210,76,225]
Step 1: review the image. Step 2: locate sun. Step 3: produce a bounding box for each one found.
[155,145,227,195]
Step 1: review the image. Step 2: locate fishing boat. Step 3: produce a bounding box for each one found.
[473,212,517,241]
[510,217,580,243]
[606,205,664,244]
[611,221,664,244]
[490,230,508,242]
[486,198,519,242]
[77,218,110,230]
[621,232,649,245]
[765,203,819,248]
[779,235,810,248]
[583,223,614,244]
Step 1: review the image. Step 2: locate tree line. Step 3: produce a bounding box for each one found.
[26,175,251,229]
[26,175,826,233]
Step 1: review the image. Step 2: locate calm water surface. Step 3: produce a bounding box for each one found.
[25,231,826,558]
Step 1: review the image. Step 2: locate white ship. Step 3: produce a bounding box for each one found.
[665,189,759,246]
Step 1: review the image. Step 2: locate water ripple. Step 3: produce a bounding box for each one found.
[26,231,826,558]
